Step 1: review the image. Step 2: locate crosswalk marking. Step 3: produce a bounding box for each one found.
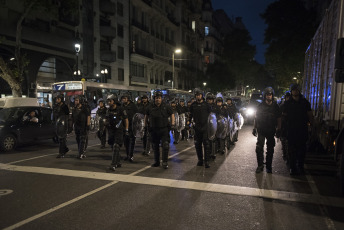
[1,162,344,208]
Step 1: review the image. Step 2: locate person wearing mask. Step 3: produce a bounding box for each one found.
[121,93,138,162]
[96,98,107,149]
[282,84,313,175]
[72,95,89,159]
[106,94,129,171]
[145,90,175,169]
[252,87,281,173]
[189,88,213,168]
[54,94,70,158]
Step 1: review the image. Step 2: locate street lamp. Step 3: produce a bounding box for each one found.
[168,80,173,89]
[74,43,81,79]
[101,68,108,83]
[172,48,182,89]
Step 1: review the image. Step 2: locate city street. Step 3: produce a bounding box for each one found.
[1,125,344,230]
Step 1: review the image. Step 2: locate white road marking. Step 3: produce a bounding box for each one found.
[1,163,344,209]
[0,145,192,229]
[6,144,100,165]
[0,189,13,196]
[2,181,118,230]
[306,173,337,230]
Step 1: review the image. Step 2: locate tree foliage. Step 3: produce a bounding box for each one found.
[261,0,318,88]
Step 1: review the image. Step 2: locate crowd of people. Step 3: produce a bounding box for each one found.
[52,83,313,176]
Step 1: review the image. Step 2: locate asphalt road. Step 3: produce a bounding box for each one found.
[0,125,344,230]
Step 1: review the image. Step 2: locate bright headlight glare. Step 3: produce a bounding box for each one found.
[246,108,255,116]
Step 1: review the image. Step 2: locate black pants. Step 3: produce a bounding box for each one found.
[58,137,68,154]
[108,126,124,165]
[150,127,170,163]
[124,129,136,157]
[75,128,87,157]
[98,129,106,147]
[255,131,275,169]
[288,140,307,171]
[194,127,211,162]
[143,127,151,153]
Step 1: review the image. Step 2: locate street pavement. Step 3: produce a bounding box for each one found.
[0,125,344,230]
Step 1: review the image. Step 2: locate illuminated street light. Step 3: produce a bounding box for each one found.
[172,48,182,89]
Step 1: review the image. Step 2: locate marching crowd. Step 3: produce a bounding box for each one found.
[53,83,313,176]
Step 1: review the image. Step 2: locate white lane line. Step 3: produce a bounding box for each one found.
[169,146,193,158]
[5,144,100,165]
[1,163,344,209]
[306,173,337,230]
[1,145,192,229]
[2,181,118,230]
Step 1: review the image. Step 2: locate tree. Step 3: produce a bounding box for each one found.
[0,0,78,97]
[261,0,318,88]
[206,60,236,92]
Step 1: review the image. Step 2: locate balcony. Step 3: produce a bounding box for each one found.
[100,50,116,62]
[100,26,116,39]
[99,0,116,15]
[167,13,180,27]
[132,19,149,33]
[131,47,153,59]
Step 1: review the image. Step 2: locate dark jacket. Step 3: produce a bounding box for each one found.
[255,101,281,134]
[72,105,88,135]
[189,100,212,130]
[282,95,312,142]
[122,101,138,127]
[53,102,69,121]
[106,105,127,130]
[146,102,173,129]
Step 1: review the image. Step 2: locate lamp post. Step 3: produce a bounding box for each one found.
[101,68,108,83]
[74,43,81,80]
[168,80,173,89]
[172,48,182,89]
[203,82,207,90]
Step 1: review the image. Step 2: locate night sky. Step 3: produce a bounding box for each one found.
[211,0,277,64]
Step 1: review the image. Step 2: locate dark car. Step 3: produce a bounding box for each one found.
[0,106,55,151]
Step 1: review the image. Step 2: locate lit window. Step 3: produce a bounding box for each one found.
[205,27,209,36]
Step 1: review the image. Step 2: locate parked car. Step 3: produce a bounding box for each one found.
[0,106,55,151]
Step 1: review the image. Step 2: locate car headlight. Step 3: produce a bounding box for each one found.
[246,108,255,116]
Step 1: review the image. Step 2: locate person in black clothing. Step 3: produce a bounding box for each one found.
[226,97,239,145]
[189,88,213,168]
[252,87,281,173]
[171,100,181,144]
[138,94,151,156]
[215,97,229,155]
[121,93,138,162]
[179,99,188,141]
[54,94,70,158]
[282,84,313,175]
[96,98,107,148]
[186,100,194,139]
[73,95,89,159]
[145,90,175,169]
[106,94,129,171]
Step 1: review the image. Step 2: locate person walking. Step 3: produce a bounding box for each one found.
[96,98,107,148]
[54,94,70,158]
[252,87,281,173]
[72,95,89,159]
[189,88,213,168]
[282,84,313,175]
[145,90,175,169]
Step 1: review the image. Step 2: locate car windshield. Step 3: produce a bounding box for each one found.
[0,107,26,122]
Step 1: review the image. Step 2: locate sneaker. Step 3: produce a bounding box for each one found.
[129,156,134,162]
[56,154,65,158]
[197,160,203,166]
[256,165,264,173]
[151,162,160,167]
[162,162,168,169]
[266,168,272,174]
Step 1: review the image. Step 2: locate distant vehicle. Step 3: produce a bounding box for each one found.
[241,93,262,124]
[0,106,55,151]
